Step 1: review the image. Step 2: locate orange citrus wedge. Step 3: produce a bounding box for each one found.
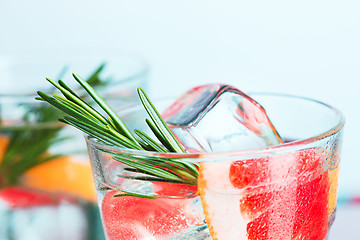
[198,161,249,240]
[0,135,10,162]
[21,155,97,202]
[328,163,340,215]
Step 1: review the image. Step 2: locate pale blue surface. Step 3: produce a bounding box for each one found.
[330,204,360,240]
[0,2,359,238]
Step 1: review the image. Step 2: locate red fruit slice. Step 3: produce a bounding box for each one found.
[291,149,329,239]
[246,173,329,240]
[102,190,194,240]
[230,157,270,189]
[247,212,268,240]
[229,149,329,239]
[246,205,296,240]
[0,186,58,208]
[198,149,330,239]
[230,150,323,189]
[292,173,329,240]
[230,157,273,219]
[239,191,274,219]
[153,181,198,197]
[295,149,324,184]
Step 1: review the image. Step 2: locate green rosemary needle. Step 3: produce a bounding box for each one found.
[36,73,199,194]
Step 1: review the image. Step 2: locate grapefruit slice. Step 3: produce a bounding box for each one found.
[198,149,330,240]
[153,181,198,197]
[102,190,198,240]
[0,186,58,208]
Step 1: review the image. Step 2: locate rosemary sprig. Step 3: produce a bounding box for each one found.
[138,88,186,153]
[36,73,199,197]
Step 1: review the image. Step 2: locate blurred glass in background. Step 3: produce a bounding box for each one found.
[0,50,148,240]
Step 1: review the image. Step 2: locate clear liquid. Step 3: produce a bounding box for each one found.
[95,181,210,240]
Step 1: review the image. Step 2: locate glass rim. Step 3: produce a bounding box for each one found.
[0,51,150,98]
[85,92,345,162]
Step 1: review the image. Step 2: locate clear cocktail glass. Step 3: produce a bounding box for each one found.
[85,93,344,240]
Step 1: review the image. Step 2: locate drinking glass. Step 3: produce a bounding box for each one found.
[85,93,344,240]
[0,51,149,240]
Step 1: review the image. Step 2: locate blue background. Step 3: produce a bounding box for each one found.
[1,1,359,238]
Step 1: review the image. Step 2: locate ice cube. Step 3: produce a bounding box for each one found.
[162,84,283,153]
